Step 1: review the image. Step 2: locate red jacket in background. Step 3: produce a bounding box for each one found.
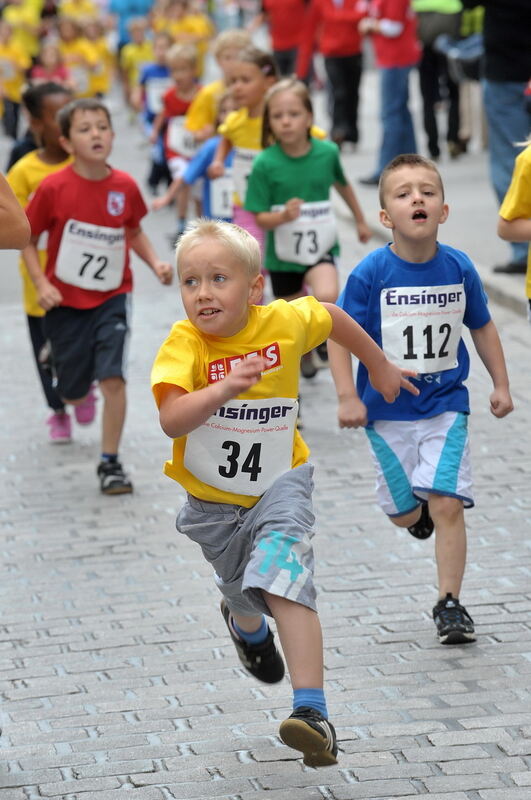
[296,0,368,78]
[366,0,420,68]
[262,0,308,52]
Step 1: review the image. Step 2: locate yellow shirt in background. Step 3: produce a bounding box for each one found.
[119,39,153,88]
[185,78,225,132]
[88,36,115,95]
[59,37,98,96]
[58,0,98,18]
[0,42,31,102]
[2,2,40,57]
[7,151,73,316]
[499,145,531,299]
[152,12,214,75]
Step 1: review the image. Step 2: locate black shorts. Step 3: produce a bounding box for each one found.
[44,293,130,401]
[269,254,336,298]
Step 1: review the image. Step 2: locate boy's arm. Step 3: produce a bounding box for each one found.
[328,339,368,428]
[497,215,531,243]
[333,181,372,243]
[149,110,165,142]
[151,175,183,210]
[22,237,63,310]
[127,227,173,284]
[470,320,514,418]
[322,302,419,403]
[0,174,30,249]
[158,356,266,439]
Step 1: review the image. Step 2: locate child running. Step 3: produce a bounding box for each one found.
[23,97,173,494]
[497,138,531,317]
[245,78,371,374]
[151,89,235,222]
[150,42,201,243]
[7,82,75,443]
[151,218,419,767]
[329,154,514,644]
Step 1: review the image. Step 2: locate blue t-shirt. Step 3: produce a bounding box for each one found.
[110,0,154,47]
[337,243,491,422]
[183,135,233,221]
[139,63,170,122]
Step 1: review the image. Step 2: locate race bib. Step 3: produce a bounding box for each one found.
[380,283,465,373]
[210,170,234,219]
[184,397,297,496]
[166,116,198,158]
[0,59,15,80]
[232,147,256,205]
[272,201,338,265]
[145,77,172,113]
[70,65,90,95]
[55,219,126,292]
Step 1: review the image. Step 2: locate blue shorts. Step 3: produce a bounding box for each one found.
[175,463,317,617]
[365,411,474,516]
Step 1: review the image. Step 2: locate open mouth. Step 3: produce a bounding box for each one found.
[412,210,427,220]
[199,308,220,317]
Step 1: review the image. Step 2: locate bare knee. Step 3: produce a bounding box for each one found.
[99,377,125,398]
[429,494,463,526]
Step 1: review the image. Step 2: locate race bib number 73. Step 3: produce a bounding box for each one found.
[380,283,465,373]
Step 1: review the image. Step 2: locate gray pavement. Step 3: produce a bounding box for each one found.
[1,59,531,799]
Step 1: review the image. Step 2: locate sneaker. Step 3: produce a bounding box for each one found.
[432,593,476,645]
[74,385,97,425]
[407,502,434,540]
[97,460,133,495]
[279,707,338,767]
[300,351,317,379]
[47,411,72,444]
[220,600,285,683]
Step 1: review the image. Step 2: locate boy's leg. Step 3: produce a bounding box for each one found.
[431,494,466,598]
[99,376,126,456]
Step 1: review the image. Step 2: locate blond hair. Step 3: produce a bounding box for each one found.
[212,28,251,59]
[176,219,261,277]
[166,42,198,69]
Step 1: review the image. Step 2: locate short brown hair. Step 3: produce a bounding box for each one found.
[378,154,444,207]
[57,97,112,138]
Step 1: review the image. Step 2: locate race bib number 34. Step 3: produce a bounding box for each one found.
[380,283,465,373]
[184,398,297,495]
[55,219,126,291]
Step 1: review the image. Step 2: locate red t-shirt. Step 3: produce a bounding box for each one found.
[368,0,420,68]
[162,86,198,161]
[262,0,307,51]
[26,165,147,310]
[296,0,366,78]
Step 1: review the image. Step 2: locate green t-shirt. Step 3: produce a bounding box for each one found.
[244,138,347,273]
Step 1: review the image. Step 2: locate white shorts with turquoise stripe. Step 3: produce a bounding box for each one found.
[365,411,473,517]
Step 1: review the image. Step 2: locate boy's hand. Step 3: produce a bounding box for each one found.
[490,387,514,418]
[356,220,372,243]
[282,198,303,222]
[153,260,173,284]
[151,195,169,211]
[37,278,63,311]
[337,395,368,428]
[208,161,224,179]
[369,360,419,403]
[222,356,265,398]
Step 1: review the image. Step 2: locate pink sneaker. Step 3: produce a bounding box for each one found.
[74,385,97,425]
[47,411,72,444]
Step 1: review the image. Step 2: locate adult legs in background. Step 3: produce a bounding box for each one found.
[376,65,417,177]
[324,54,362,145]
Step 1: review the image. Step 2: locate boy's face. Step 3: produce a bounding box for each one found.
[61,108,114,163]
[179,238,264,338]
[380,165,448,243]
[34,93,71,152]
[170,58,196,89]
[216,47,240,78]
[153,38,169,63]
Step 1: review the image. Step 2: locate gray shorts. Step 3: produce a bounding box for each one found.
[176,463,316,618]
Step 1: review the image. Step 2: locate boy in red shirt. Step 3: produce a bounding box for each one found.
[24,97,173,495]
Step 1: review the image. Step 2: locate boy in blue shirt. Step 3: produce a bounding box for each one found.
[329,154,514,645]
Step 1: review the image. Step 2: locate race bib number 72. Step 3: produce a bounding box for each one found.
[55,219,126,291]
[380,283,465,373]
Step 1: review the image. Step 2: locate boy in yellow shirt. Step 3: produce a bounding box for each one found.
[0,19,32,138]
[152,219,418,767]
[119,17,153,110]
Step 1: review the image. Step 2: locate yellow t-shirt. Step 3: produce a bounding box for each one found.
[152,12,214,75]
[119,40,154,88]
[185,78,225,132]
[58,0,98,18]
[151,296,332,507]
[2,2,40,57]
[7,151,72,316]
[59,37,98,96]
[0,42,31,102]
[88,37,114,95]
[499,145,531,299]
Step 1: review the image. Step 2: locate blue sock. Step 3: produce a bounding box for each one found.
[293,688,328,719]
[232,616,268,645]
[101,453,117,463]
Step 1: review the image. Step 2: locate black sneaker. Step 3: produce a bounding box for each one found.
[220,600,285,683]
[300,351,317,379]
[279,707,338,767]
[97,460,133,495]
[407,502,434,540]
[432,593,475,644]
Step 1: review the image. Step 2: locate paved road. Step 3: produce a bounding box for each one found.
[1,59,530,799]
